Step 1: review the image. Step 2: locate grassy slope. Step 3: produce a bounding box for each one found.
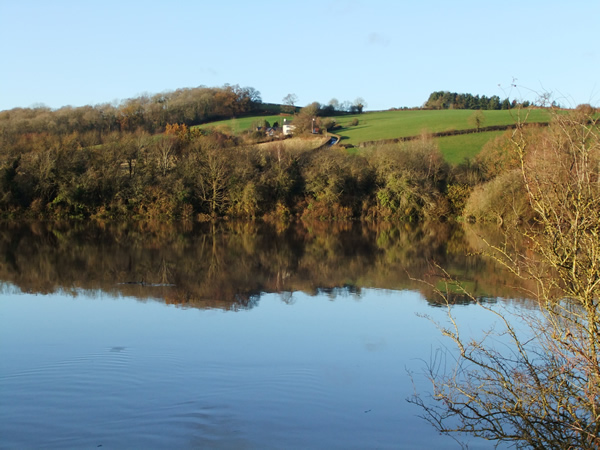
[195,115,287,134]
[336,109,549,163]
[194,109,550,163]
[332,109,549,145]
[437,130,505,165]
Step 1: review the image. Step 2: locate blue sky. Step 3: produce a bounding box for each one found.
[1,0,598,111]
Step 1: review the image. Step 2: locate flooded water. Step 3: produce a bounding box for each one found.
[0,221,527,448]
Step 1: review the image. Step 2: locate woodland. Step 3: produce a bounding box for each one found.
[0,85,595,228]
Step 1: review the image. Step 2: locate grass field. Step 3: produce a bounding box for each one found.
[332,109,549,145]
[196,115,287,134]
[195,108,551,164]
[437,130,506,165]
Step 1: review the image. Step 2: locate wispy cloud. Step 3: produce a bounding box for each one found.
[367,32,390,47]
[201,67,218,77]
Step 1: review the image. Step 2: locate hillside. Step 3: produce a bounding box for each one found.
[331,109,550,144]
[196,114,288,134]
[197,109,551,163]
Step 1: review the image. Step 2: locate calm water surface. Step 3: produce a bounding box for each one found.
[0,222,523,448]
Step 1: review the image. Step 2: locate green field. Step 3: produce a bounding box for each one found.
[437,130,506,165]
[332,133,504,164]
[196,115,287,134]
[195,108,550,163]
[332,109,549,145]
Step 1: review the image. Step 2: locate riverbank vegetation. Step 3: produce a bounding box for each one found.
[0,85,592,228]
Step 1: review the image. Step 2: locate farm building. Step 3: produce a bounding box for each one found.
[283,118,296,136]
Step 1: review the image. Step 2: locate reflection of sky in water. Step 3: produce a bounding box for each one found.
[0,287,501,448]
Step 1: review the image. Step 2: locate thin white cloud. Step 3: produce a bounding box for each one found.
[367,32,390,47]
[203,67,219,77]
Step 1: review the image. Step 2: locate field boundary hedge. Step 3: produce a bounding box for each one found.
[356,122,550,147]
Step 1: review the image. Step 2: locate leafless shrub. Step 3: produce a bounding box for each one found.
[410,106,600,449]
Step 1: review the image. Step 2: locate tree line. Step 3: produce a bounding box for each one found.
[424,90,529,110]
[0,84,264,140]
[0,119,454,221]
[281,94,366,116]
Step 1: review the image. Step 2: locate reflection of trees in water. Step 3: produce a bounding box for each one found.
[316,285,363,300]
[0,221,531,310]
[424,293,499,308]
[278,291,294,305]
[201,224,222,280]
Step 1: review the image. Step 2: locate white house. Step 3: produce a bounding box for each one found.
[282,118,296,136]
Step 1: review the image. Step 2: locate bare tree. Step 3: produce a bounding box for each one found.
[352,97,366,114]
[410,105,600,448]
[155,137,175,177]
[197,146,231,216]
[282,93,298,114]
